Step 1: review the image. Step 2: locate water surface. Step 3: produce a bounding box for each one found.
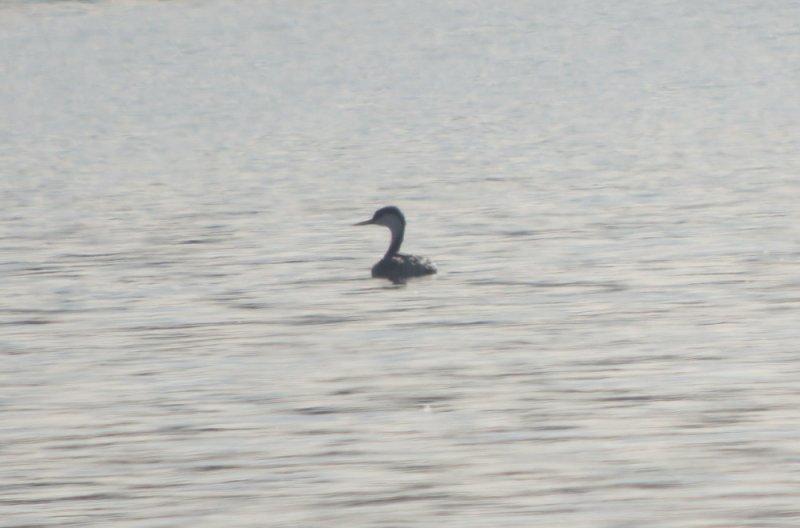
[2,1,800,526]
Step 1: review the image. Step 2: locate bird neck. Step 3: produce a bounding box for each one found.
[385,224,404,258]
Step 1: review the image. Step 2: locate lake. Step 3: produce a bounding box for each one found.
[2,1,800,526]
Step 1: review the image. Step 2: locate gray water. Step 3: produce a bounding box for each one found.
[3,1,800,526]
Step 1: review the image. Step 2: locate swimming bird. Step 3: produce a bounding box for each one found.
[354,206,437,283]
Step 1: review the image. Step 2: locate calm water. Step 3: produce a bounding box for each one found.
[2,1,800,526]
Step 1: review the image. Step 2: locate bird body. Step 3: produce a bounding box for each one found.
[371,253,437,282]
[354,206,437,283]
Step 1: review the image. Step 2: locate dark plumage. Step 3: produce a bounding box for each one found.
[354,206,437,283]
[371,253,437,283]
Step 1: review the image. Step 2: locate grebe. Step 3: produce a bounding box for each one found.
[354,206,437,283]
